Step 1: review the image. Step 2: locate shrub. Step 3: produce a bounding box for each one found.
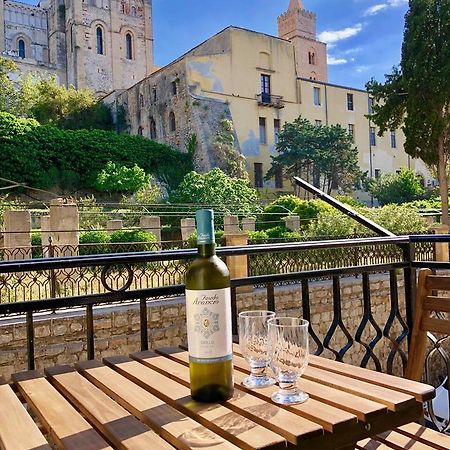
[260,196,332,230]
[0,113,193,192]
[79,230,111,255]
[31,232,42,258]
[248,230,269,244]
[306,212,360,238]
[170,169,261,225]
[95,162,151,194]
[335,195,365,208]
[367,169,425,205]
[265,226,288,239]
[110,229,157,252]
[78,195,109,230]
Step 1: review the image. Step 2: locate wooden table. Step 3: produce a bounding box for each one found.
[0,345,436,450]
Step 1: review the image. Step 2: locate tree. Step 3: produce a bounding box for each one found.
[19,75,113,130]
[169,168,261,222]
[267,116,361,194]
[367,169,425,205]
[0,57,19,114]
[95,162,151,194]
[366,0,450,223]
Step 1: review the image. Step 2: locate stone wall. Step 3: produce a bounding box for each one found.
[0,273,410,382]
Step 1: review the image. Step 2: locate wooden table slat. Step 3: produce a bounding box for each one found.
[153,348,358,434]
[76,359,240,450]
[0,382,51,450]
[229,351,388,422]
[396,422,450,450]
[302,365,416,412]
[233,343,435,402]
[103,355,287,450]
[377,429,437,449]
[45,365,173,450]
[131,350,323,445]
[12,371,112,450]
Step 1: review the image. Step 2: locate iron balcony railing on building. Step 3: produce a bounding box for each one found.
[256,93,285,108]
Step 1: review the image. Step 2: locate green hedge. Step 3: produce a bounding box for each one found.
[0,112,193,192]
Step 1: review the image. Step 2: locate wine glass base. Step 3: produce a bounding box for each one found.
[271,389,309,405]
[242,374,276,389]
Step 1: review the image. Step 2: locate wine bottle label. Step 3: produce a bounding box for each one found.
[185,288,232,363]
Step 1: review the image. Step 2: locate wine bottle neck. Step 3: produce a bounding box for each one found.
[198,243,216,257]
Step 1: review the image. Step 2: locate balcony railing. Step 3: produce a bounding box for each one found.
[256,93,284,108]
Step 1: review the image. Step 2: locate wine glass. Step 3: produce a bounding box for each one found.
[238,310,276,389]
[267,317,309,405]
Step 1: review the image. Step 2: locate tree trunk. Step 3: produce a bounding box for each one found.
[438,135,449,225]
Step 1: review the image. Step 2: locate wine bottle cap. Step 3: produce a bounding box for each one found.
[196,209,215,244]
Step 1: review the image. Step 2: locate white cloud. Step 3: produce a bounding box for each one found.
[364,0,408,16]
[318,24,363,44]
[364,4,388,16]
[327,56,348,65]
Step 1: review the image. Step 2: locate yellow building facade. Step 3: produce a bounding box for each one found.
[113,2,432,200]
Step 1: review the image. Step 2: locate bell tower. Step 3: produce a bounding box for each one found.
[278,0,328,82]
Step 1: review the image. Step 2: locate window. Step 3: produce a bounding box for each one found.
[275,166,283,189]
[121,2,125,13]
[390,130,397,149]
[347,93,354,111]
[259,118,267,144]
[254,163,263,188]
[274,119,280,144]
[348,124,354,139]
[137,126,143,136]
[131,5,137,16]
[171,80,177,96]
[315,120,322,126]
[152,87,157,102]
[96,26,104,55]
[18,39,25,58]
[125,33,133,59]
[308,51,316,65]
[261,74,271,94]
[310,72,317,81]
[149,118,157,139]
[368,97,374,114]
[313,87,321,106]
[169,111,176,132]
[370,126,377,146]
[375,169,381,179]
[139,94,144,107]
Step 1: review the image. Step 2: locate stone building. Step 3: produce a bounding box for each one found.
[0,0,155,94]
[111,1,432,200]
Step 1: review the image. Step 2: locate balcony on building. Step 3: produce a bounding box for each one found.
[256,93,285,109]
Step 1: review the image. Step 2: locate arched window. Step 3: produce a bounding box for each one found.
[131,5,137,16]
[96,26,104,55]
[169,112,176,132]
[18,39,25,58]
[308,51,316,65]
[149,118,157,139]
[125,33,133,60]
[121,2,125,13]
[309,72,317,80]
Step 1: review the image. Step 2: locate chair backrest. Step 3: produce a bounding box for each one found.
[405,268,450,381]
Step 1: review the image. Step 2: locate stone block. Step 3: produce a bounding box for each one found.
[70,322,83,333]
[107,220,123,234]
[242,217,256,232]
[224,216,240,234]
[181,218,196,242]
[140,216,161,243]
[52,323,69,336]
[3,210,32,260]
[35,324,51,338]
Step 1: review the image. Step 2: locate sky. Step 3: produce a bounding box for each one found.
[21,0,409,89]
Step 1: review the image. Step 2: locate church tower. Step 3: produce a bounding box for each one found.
[48,0,154,95]
[278,0,328,82]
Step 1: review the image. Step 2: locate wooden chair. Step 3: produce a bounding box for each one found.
[359,268,450,449]
[405,268,450,381]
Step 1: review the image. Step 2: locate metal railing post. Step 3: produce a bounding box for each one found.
[402,240,416,348]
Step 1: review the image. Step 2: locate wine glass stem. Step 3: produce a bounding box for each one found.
[278,380,298,394]
[250,366,267,378]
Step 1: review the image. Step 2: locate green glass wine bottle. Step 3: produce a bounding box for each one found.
[185,209,234,402]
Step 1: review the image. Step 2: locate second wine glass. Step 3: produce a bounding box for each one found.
[238,310,276,389]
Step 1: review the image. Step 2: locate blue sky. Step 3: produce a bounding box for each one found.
[23,0,409,89]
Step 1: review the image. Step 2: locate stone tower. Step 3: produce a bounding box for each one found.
[0,0,5,54]
[47,0,154,95]
[278,0,328,82]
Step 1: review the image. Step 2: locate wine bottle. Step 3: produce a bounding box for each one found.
[185,209,234,402]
